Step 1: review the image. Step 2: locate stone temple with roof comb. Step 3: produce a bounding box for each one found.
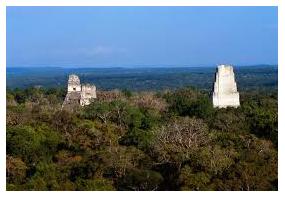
[212,65,240,108]
[62,74,96,108]
[63,66,239,109]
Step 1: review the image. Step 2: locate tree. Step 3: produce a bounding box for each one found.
[75,178,114,191]
[117,168,163,190]
[7,124,61,164]
[71,120,121,151]
[242,93,278,146]
[13,88,27,104]
[6,155,27,184]
[131,92,167,113]
[151,117,210,165]
[164,87,213,119]
[209,108,248,134]
[5,87,278,191]
[96,146,151,179]
[81,101,113,124]
[178,165,211,190]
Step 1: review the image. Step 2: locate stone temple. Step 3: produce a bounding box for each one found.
[212,65,240,108]
[62,74,96,108]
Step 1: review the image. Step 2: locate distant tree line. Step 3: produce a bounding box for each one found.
[7,66,278,91]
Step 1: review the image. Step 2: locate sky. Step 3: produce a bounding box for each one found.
[7,6,278,67]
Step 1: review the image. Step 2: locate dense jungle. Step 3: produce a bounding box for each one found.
[6,82,278,190]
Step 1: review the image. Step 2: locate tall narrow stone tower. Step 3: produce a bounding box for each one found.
[212,65,240,108]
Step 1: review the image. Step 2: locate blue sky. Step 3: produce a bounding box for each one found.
[7,6,278,67]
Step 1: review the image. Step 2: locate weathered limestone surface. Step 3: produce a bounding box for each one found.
[81,84,97,106]
[67,74,81,92]
[212,65,240,108]
[63,74,96,108]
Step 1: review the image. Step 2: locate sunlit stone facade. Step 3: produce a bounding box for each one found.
[212,65,240,108]
[63,74,96,107]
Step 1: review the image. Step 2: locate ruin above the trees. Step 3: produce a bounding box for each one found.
[212,65,240,108]
[62,74,97,108]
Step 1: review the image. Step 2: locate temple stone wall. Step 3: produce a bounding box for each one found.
[81,84,97,106]
[212,65,240,108]
[63,74,97,108]
[67,74,81,92]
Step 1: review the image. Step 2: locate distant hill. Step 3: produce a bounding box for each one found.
[6,65,278,91]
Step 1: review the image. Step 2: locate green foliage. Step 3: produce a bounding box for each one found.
[209,108,249,133]
[140,109,161,130]
[75,178,114,191]
[6,87,278,191]
[192,145,238,175]
[25,162,59,190]
[242,92,278,146]
[13,88,27,104]
[164,87,213,119]
[82,99,156,149]
[121,89,133,98]
[117,169,163,190]
[7,124,61,164]
[6,155,28,184]
[178,165,211,190]
[96,146,151,178]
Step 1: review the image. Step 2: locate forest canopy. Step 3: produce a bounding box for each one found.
[6,86,278,191]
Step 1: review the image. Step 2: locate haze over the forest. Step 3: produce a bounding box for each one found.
[7,6,277,68]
